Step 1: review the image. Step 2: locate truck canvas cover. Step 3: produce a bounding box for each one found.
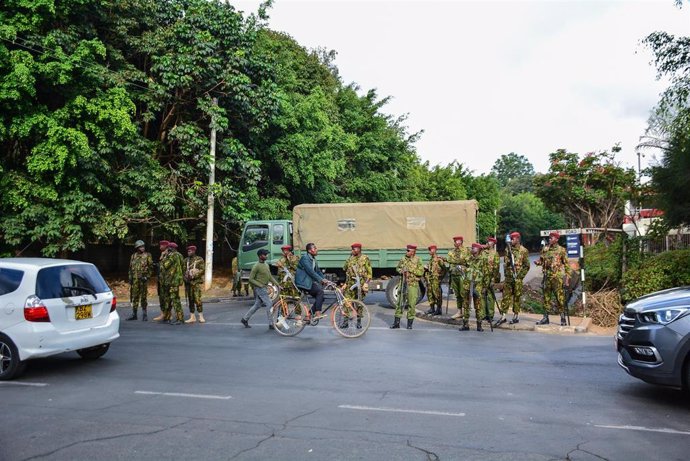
[293,201,478,250]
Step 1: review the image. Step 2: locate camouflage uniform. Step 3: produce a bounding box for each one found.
[276,253,300,297]
[343,254,372,301]
[395,254,424,320]
[539,243,572,316]
[424,254,446,311]
[158,249,171,320]
[501,243,530,317]
[161,247,184,322]
[129,250,153,313]
[231,257,248,297]
[483,246,500,319]
[447,246,470,314]
[461,251,489,328]
[184,254,204,314]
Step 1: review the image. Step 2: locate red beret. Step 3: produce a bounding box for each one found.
[471,243,483,250]
[428,244,437,250]
[406,244,417,250]
[187,245,197,251]
[281,245,292,250]
[159,240,169,246]
[487,237,497,243]
[168,242,178,249]
[351,243,362,249]
[510,232,521,239]
[453,236,464,241]
[549,231,560,239]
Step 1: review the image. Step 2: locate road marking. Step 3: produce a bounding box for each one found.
[135,391,232,400]
[338,405,465,417]
[0,381,48,387]
[595,425,690,436]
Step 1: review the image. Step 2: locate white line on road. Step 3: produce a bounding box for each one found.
[595,425,690,436]
[0,381,48,387]
[338,405,465,417]
[135,391,232,400]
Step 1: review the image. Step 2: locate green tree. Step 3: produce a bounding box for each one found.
[491,152,535,194]
[499,192,566,249]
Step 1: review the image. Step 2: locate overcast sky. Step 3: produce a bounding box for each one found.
[233,0,690,175]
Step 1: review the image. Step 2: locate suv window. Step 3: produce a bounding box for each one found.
[0,268,24,296]
[36,265,110,299]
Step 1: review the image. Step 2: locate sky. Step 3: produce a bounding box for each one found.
[233,0,690,175]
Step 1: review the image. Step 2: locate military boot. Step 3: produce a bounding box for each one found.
[126,309,137,321]
[356,318,362,329]
[406,318,414,330]
[560,313,567,326]
[451,310,462,320]
[509,314,519,324]
[339,318,349,329]
[493,313,507,327]
[425,306,436,315]
[185,313,197,324]
[434,304,443,316]
[477,319,483,331]
[198,312,206,323]
[536,314,550,325]
[152,312,165,322]
[459,320,470,331]
[142,309,148,321]
[390,317,401,329]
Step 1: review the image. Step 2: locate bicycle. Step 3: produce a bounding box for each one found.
[271,278,371,338]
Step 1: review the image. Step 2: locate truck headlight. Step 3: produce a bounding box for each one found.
[639,307,690,325]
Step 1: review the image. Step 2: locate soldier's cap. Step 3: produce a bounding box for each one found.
[510,231,521,239]
[187,245,197,252]
[351,242,362,249]
[159,240,170,247]
[281,245,292,251]
[257,249,269,256]
[168,242,178,249]
[406,244,417,250]
[549,231,560,239]
[453,235,464,242]
[134,240,145,248]
[487,237,497,244]
[472,243,483,250]
[428,244,437,250]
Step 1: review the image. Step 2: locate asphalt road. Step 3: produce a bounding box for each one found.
[1,294,689,461]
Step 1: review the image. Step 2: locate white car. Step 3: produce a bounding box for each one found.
[0,258,120,380]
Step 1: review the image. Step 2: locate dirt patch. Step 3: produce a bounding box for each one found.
[106,271,234,301]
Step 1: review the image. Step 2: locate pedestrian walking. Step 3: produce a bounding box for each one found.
[390,244,424,330]
[127,240,153,321]
[184,245,205,324]
[241,249,280,329]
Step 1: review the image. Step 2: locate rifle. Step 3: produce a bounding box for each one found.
[483,282,495,332]
[563,275,572,326]
[468,269,474,327]
[505,235,518,281]
[397,272,408,312]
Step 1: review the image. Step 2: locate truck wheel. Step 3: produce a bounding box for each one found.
[385,277,426,308]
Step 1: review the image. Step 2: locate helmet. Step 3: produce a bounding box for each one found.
[134,240,145,249]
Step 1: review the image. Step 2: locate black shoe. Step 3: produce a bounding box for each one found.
[434,308,443,316]
[142,310,148,321]
[477,321,483,332]
[268,324,275,330]
[169,319,182,325]
[241,318,250,328]
[536,315,550,325]
[356,319,362,329]
[390,318,401,329]
[509,315,519,325]
[560,314,567,326]
[339,319,349,329]
[459,325,470,331]
[406,319,413,330]
[126,312,137,321]
[425,308,435,315]
[493,316,506,327]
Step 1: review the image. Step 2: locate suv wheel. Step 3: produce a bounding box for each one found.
[0,334,27,380]
[77,343,110,360]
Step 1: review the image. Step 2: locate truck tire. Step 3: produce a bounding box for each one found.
[384,276,426,308]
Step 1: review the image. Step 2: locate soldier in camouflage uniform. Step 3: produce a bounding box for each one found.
[184,245,205,324]
[231,256,249,297]
[127,240,153,321]
[153,240,171,322]
[483,237,501,322]
[424,244,446,316]
[460,243,490,331]
[390,244,424,330]
[159,242,184,325]
[343,243,372,301]
[534,231,572,325]
[496,231,530,326]
[275,245,300,297]
[446,236,470,320]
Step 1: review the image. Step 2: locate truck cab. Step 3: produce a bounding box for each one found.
[238,220,292,281]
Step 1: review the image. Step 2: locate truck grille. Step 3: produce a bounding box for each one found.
[617,309,637,340]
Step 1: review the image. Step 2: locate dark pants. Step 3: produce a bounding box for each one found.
[306,282,324,314]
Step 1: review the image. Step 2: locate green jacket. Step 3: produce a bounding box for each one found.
[505,243,530,281]
[539,243,572,279]
[447,246,469,276]
[129,251,153,281]
[160,249,184,286]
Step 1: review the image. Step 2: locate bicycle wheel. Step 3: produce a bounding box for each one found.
[271,299,308,337]
[332,299,370,338]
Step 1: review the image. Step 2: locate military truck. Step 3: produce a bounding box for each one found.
[237,200,478,306]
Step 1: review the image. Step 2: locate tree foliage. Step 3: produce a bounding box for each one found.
[498,192,565,249]
[491,152,535,194]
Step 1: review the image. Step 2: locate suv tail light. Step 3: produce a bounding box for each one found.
[24,295,50,322]
[110,296,117,313]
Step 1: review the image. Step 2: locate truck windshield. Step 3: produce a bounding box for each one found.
[242,224,269,252]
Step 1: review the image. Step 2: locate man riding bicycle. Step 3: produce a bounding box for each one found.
[295,242,328,320]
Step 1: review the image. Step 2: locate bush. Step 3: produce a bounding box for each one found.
[585,239,623,291]
[621,249,690,303]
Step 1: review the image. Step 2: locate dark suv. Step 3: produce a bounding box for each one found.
[616,287,690,391]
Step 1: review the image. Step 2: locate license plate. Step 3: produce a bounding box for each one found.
[75,305,92,320]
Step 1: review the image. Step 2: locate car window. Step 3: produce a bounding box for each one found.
[36,265,110,299]
[0,268,24,296]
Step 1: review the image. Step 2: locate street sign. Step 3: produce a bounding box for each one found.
[539,228,581,237]
[566,234,580,257]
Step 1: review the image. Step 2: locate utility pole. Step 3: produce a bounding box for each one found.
[204,97,217,290]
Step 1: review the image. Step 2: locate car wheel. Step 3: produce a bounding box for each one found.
[0,333,27,380]
[77,343,110,360]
